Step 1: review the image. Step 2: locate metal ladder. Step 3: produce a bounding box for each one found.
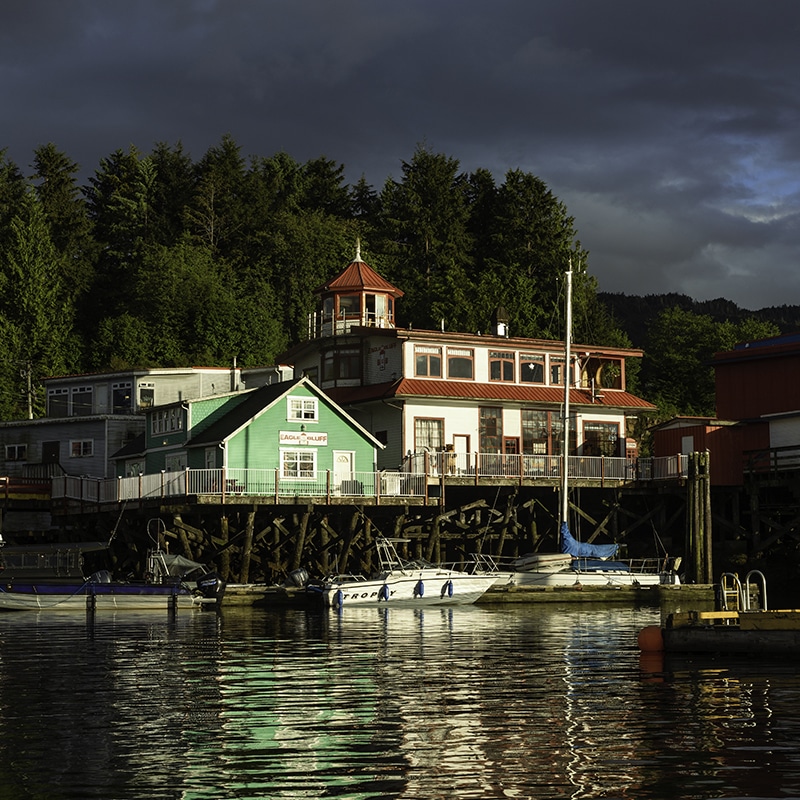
[719,570,768,613]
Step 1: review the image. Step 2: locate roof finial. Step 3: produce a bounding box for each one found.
[355,237,362,262]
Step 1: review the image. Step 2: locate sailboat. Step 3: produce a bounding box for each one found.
[503,265,680,589]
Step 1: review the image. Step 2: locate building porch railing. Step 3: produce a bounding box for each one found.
[48,453,689,506]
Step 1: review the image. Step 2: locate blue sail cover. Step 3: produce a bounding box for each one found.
[559,521,618,559]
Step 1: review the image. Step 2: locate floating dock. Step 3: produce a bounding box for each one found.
[222,581,714,608]
[640,608,800,655]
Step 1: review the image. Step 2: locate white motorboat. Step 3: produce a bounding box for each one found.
[321,538,499,608]
[0,542,225,612]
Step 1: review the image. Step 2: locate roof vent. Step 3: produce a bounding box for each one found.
[492,306,509,337]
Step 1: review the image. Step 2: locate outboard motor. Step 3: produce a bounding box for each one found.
[287,567,310,587]
[195,571,226,605]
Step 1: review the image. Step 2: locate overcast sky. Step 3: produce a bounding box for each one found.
[3,1,800,310]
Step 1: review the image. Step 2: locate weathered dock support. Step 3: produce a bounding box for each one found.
[686,450,713,584]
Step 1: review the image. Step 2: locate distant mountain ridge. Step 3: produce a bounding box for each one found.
[598,292,800,349]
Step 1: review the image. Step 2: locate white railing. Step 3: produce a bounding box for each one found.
[48,453,690,505]
[402,451,688,482]
[52,468,423,504]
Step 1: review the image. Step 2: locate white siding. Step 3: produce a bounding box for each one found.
[769,417,800,449]
[364,338,402,384]
[403,401,478,456]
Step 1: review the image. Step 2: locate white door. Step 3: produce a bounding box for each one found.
[333,450,355,493]
[453,434,470,474]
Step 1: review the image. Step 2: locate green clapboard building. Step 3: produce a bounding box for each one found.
[113,377,383,494]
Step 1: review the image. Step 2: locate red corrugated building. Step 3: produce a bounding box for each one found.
[653,333,800,485]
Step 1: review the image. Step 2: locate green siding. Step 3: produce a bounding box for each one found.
[227,386,376,472]
[189,394,250,435]
[130,382,379,478]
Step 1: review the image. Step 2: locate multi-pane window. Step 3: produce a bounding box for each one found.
[165,452,187,472]
[550,356,565,385]
[48,388,69,417]
[415,346,442,377]
[520,353,545,384]
[5,444,27,461]
[365,293,388,325]
[151,408,183,435]
[447,348,474,379]
[522,409,549,455]
[414,418,444,452]
[281,449,317,479]
[583,421,620,457]
[70,440,93,457]
[489,351,515,382]
[288,397,318,421]
[112,382,132,414]
[322,347,361,380]
[479,407,502,453]
[71,386,93,416]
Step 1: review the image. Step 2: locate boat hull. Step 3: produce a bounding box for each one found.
[506,568,668,588]
[322,570,498,608]
[0,582,216,612]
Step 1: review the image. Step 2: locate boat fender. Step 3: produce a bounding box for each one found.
[333,589,344,609]
[637,625,664,652]
[441,580,453,599]
[414,579,424,598]
[379,584,390,602]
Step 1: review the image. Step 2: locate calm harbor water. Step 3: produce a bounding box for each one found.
[1,603,799,800]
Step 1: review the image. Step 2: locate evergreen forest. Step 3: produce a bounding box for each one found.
[0,136,793,426]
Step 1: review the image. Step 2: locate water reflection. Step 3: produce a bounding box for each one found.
[1,605,800,798]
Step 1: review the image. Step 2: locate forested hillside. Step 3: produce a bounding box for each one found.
[599,292,800,349]
[0,137,622,420]
[0,135,786,424]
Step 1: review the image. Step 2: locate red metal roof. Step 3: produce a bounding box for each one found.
[325,379,654,410]
[317,259,403,297]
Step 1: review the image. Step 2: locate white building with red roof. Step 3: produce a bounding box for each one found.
[280,245,654,473]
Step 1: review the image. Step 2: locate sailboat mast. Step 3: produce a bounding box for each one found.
[560,263,573,529]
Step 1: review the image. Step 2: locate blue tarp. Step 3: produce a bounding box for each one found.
[559,521,618,559]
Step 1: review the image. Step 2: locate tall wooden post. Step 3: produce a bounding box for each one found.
[686,451,713,584]
[240,510,255,584]
[702,450,713,583]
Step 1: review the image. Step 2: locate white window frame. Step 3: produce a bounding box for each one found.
[47,387,69,417]
[165,452,187,472]
[280,448,317,480]
[151,408,183,435]
[5,444,27,461]
[70,439,93,458]
[288,397,318,422]
[71,385,93,416]
[139,382,155,410]
[112,381,133,414]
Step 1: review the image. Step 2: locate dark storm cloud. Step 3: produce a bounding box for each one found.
[3,0,800,309]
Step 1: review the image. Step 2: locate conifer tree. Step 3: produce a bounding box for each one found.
[0,190,76,417]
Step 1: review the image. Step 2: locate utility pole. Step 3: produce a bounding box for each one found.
[20,362,33,419]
